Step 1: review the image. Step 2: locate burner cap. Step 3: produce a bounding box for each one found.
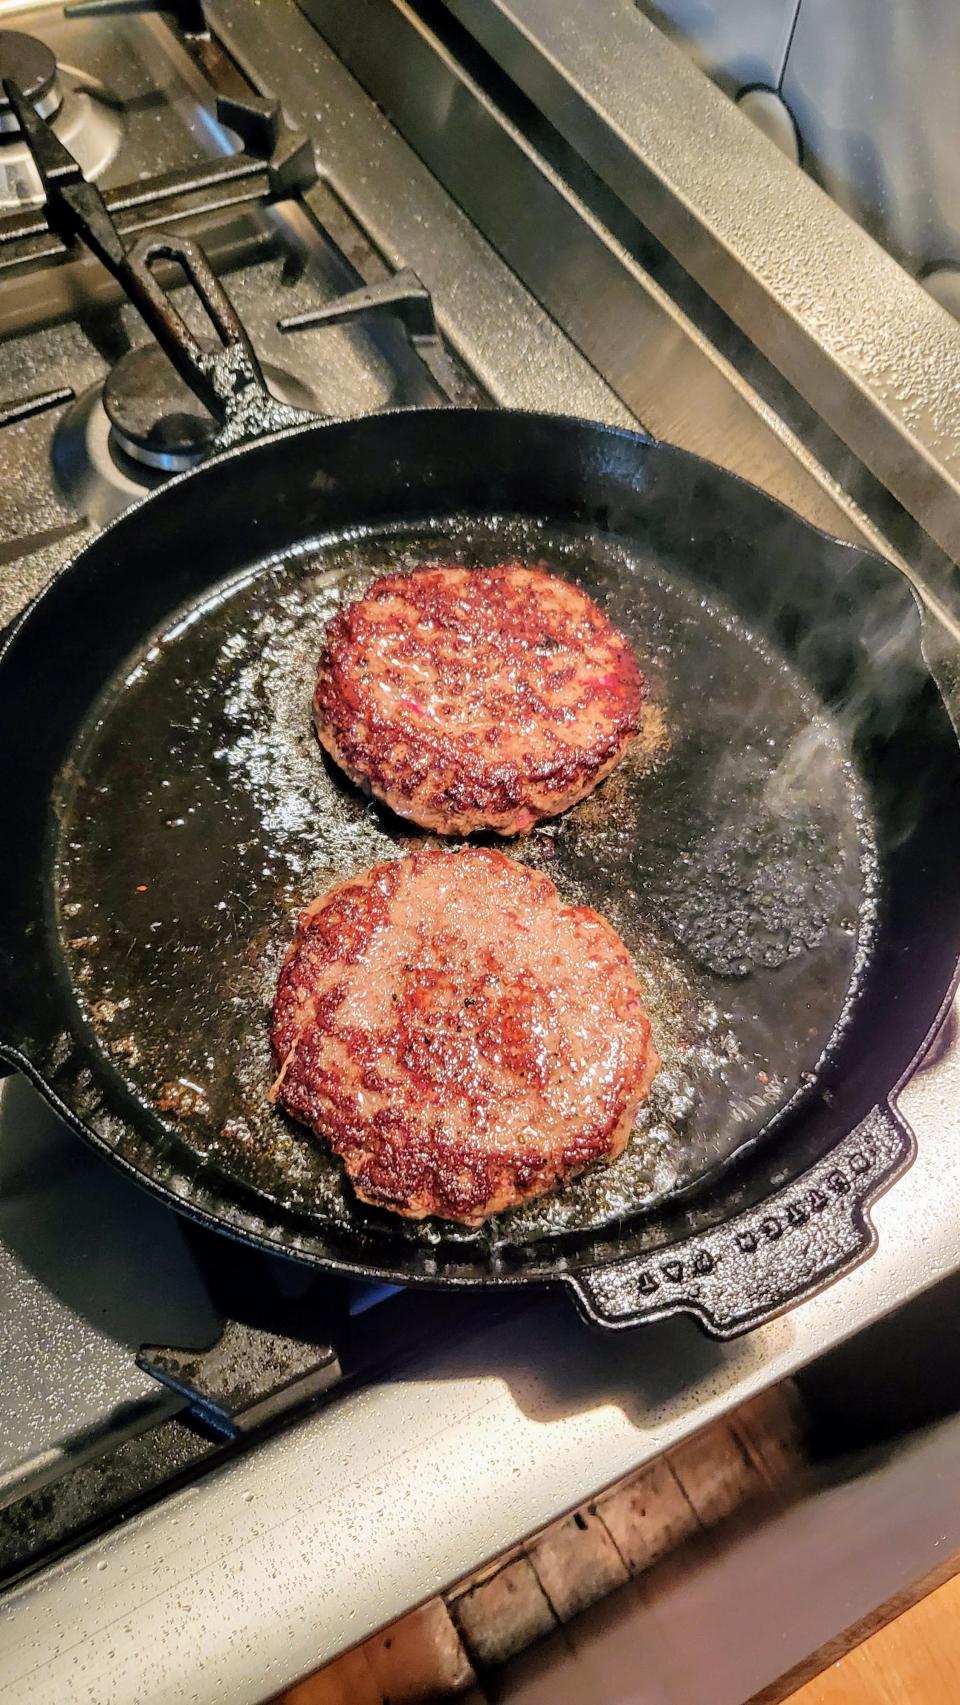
[0,32,61,136]
[103,342,318,475]
[104,343,220,473]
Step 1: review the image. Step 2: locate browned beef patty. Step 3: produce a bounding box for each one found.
[270,847,659,1224]
[314,565,644,835]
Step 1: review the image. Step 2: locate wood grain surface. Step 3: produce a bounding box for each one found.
[779,1567,960,1705]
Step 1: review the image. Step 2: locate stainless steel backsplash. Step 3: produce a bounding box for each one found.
[639,0,960,307]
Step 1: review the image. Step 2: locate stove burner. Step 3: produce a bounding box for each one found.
[0,33,61,135]
[0,43,120,211]
[54,343,319,523]
[103,342,318,473]
[104,343,221,473]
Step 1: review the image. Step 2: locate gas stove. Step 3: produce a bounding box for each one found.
[1,4,960,1704]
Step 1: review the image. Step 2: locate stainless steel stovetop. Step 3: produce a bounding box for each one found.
[1,4,959,1702]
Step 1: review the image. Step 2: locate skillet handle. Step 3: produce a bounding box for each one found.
[118,234,270,425]
[112,232,314,447]
[567,1106,914,1339]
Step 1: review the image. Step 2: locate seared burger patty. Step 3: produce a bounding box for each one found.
[314,565,644,835]
[270,847,659,1224]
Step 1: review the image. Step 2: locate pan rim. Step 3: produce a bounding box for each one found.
[0,404,929,667]
[0,1029,946,1293]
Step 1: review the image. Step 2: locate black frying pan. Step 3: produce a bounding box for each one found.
[2,393,959,1336]
[0,120,958,1333]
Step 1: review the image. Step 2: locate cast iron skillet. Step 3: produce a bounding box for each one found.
[1,242,959,1338]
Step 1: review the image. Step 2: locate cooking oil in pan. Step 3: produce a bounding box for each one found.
[54,516,876,1250]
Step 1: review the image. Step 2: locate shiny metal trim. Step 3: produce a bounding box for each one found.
[301,0,871,546]
[300,0,960,639]
[0,80,59,135]
[108,427,199,472]
[205,0,630,426]
[438,0,960,564]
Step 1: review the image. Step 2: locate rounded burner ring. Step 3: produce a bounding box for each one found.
[103,342,319,474]
[104,343,221,473]
[0,32,61,135]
